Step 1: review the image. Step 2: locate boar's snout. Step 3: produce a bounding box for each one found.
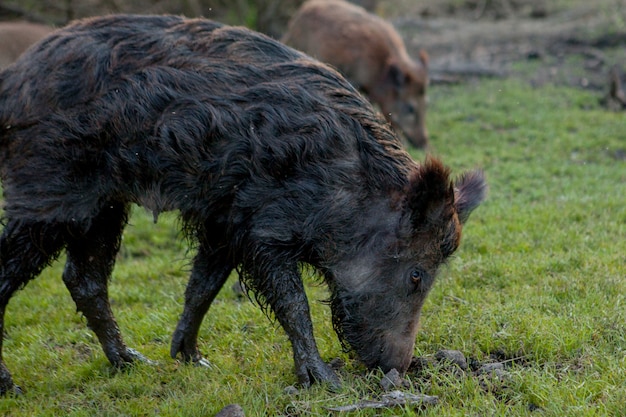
[330,288,422,374]
[404,126,429,150]
[381,95,429,149]
[359,313,421,374]
[367,331,417,374]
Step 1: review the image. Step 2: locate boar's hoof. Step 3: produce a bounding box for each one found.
[169,331,207,365]
[193,357,212,368]
[0,382,22,397]
[0,385,23,397]
[113,347,157,368]
[0,367,22,396]
[296,360,341,391]
[169,333,212,368]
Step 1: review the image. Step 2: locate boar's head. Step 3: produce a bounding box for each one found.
[374,50,430,149]
[327,157,486,373]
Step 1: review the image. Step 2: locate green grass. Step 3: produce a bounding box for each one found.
[0,78,624,416]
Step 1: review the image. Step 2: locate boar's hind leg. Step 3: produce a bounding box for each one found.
[0,220,66,394]
[61,202,146,367]
[170,242,233,367]
[256,262,341,389]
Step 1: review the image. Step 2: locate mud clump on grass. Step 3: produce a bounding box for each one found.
[435,349,469,371]
[214,404,245,417]
[380,368,411,390]
[409,349,513,394]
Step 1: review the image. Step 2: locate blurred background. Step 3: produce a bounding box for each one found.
[1,0,625,98]
[3,1,623,38]
[0,0,329,38]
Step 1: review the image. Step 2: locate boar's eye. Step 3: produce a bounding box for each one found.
[407,267,431,295]
[409,268,427,287]
[404,103,416,115]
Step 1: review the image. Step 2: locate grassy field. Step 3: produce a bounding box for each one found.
[0,76,624,416]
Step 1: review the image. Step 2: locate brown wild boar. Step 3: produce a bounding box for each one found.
[283,0,430,148]
[0,21,55,69]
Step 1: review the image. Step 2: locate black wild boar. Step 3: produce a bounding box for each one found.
[283,0,430,148]
[0,14,486,394]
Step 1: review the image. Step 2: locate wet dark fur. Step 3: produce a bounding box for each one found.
[0,14,485,393]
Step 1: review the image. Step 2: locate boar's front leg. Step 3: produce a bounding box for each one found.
[61,203,148,366]
[255,261,340,389]
[170,241,233,366]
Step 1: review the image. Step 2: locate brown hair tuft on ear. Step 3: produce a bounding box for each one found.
[418,49,429,68]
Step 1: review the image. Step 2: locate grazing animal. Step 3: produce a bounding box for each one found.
[0,14,486,394]
[283,0,430,148]
[0,21,55,69]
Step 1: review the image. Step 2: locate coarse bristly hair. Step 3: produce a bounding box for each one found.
[0,14,490,393]
[0,14,419,309]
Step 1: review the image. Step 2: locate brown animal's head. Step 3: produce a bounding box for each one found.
[373,50,429,149]
[328,158,486,373]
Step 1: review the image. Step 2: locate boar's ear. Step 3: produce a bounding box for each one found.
[406,157,455,230]
[454,169,487,224]
[418,49,429,69]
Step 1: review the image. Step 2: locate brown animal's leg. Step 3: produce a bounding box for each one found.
[170,242,232,366]
[61,203,147,367]
[254,261,341,389]
[0,220,66,395]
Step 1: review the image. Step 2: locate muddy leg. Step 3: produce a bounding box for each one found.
[170,242,232,366]
[255,261,340,389]
[62,203,146,367]
[0,220,66,394]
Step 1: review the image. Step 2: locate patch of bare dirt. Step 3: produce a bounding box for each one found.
[384,0,626,96]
